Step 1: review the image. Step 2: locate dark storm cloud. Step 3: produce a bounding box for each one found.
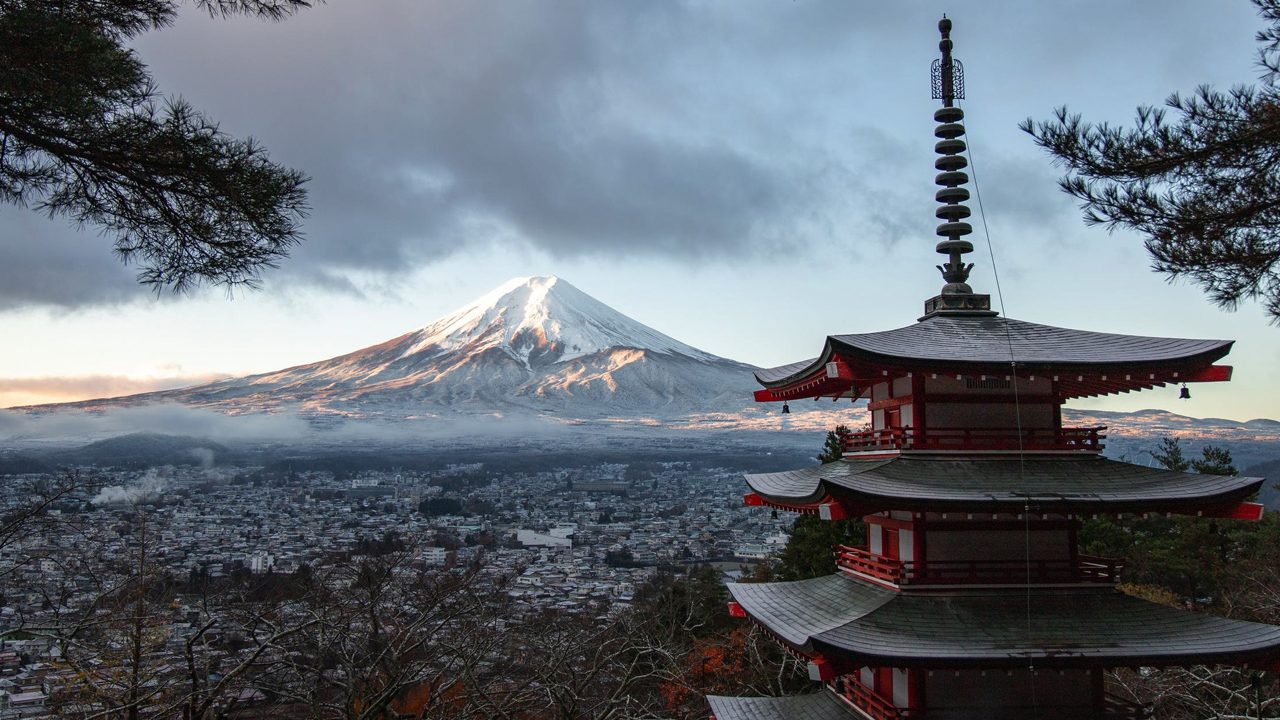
[0,1,1260,307]
[941,141,1080,239]
[236,3,846,268]
[1,2,888,307]
[0,206,151,308]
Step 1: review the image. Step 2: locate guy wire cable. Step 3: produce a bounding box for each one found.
[958,97,1040,717]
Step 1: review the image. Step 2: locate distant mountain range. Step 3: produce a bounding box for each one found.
[1064,408,1280,471]
[4,276,1279,479]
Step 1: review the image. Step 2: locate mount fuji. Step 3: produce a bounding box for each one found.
[9,277,1280,465]
[66,276,769,424]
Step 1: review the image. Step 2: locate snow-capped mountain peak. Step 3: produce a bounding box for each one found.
[41,275,758,421]
[401,275,718,366]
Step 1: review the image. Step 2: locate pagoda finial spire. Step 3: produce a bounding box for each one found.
[922,16,995,319]
[937,15,957,107]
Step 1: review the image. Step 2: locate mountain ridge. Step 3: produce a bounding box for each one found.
[34,276,760,420]
[6,277,1279,469]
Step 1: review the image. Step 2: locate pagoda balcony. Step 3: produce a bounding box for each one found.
[840,426,1106,454]
[920,697,1152,719]
[835,545,1120,587]
[834,677,1149,720]
[907,699,1151,719]
[835,677,914,720]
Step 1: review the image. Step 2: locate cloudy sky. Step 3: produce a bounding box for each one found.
[2,1,1278,420]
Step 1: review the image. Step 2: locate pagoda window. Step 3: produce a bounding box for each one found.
[925,525,1071,565]
[925,668,1095,716]
[898,528,915,563]
[870,407,912,431]
[891,667,910,708]
[870,379,915,436]
[867,516,919,564]
[921,375,1056,433]
[924,400,1054,430]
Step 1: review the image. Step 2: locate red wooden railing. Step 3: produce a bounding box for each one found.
[841,426,1106,453]
[835,545,906,584]
[828,675,1149,719]
[835,545,1120,586]
[836,677,909,720]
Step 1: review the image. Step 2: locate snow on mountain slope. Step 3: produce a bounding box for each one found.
[83,276,761,420]
[401,276,719,366]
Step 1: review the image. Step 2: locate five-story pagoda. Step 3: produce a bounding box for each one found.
[709,17,1280,720]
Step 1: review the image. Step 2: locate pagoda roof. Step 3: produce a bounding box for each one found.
[745,455,1262,515]
[706,692,856,720]
[755,315,1231,398]
[729,576,1280,669]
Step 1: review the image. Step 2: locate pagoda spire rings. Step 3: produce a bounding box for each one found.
[921,17,994,319]
[934,105,974,294]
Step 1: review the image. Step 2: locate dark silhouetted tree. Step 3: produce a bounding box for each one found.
[1191,445,1238,476]
[1151,436,1190,472]
[1150,435,1237,476]
[1081,438,1241,599]
[0,0,312,291]
[775,515,863,581]
[817,424,853,463]
[768,427,868,580]
[1022,0,1280,321]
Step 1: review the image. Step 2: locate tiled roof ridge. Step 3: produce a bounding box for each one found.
[755,314,1232,387]
[706,691,857,720]
[744,455,1263,510]
[730,573,1280,666]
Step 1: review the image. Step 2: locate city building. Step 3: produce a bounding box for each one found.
[710,18,1280,720]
